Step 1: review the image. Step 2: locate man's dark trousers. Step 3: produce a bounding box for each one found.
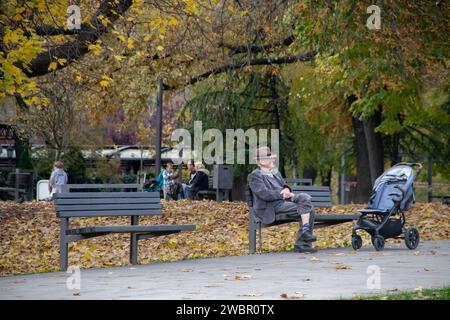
[274,193,316,248]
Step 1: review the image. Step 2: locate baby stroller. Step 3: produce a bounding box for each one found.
[142,172,164,192]
[351,163,423,251]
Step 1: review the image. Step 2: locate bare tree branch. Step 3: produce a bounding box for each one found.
[164,50,316,90]
[23,0,133,77]
[219,35,296,56]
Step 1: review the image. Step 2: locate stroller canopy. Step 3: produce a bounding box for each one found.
[369,164,419,212]
[374,165,414,188]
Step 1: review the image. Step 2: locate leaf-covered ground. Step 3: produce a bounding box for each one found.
[0,200,449,276]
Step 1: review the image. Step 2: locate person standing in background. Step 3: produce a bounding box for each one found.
[162,163,177,200]
[49,161,68,200]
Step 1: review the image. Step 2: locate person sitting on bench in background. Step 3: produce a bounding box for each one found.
[181,159,196,199]
[188,162,210,200]
[248,146,317,253]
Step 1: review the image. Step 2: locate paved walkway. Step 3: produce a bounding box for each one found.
[1,240,449,300]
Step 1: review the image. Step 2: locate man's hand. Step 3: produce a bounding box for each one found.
[280,188,294,199]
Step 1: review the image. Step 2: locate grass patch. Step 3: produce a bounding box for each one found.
[355,287,450,300]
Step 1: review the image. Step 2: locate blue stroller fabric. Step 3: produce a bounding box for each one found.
[352,163,422,251]
[366,165,416,212]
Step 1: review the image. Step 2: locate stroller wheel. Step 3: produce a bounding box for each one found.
[351,234,363,250]
[372,235,385,251]
[404,227,420,250]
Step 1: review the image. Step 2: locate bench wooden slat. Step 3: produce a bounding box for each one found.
[316,214,359,221]
[63,183,140,190]
[57,209,162,217]
[56,198,162,205]
[310,197,332,202]
[302,195,331,200]
[56,192,159,199]
[66,224,196,235]
[312,202,332,207]
[285,178,312,185]
[267,214,358,229]
[248,190,331,197]
[274,213,358,221]
[291,186,330,191]
[208,176,213,188]
[197,190,215,194]
[249,194,331,200]
[57,203,162,211]
[246,186,333,208]
[292,191,331,197]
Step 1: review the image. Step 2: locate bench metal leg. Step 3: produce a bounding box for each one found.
[249,229,256,254]
[258,222,262,255]
[130,216,139,265]
[60,218,69,271]
[248,220,257,254]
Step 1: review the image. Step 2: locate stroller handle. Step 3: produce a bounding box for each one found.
[393,162,423,174]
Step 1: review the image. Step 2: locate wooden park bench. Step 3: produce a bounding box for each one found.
[431,195,450,205]
[196,176,232,201]
[195,165,233,201]
[55,184,195,271]
[61,183,141,192]
[247,183,360,254]
[0,170,34,201]
[197,176,215,199]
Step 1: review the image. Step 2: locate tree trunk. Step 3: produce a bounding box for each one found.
[352,117,372,203]
[303,166,318,185]
[291,157,298,179]
[270,76,286,177]
[232,175,248,201]
[320,168,332,186]
[362,108,384,184]
[390,133,401,165]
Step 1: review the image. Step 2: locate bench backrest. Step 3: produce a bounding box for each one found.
[61,183,140,192]
[246,185,332,208]
[290,185,332,207]
[55,192,161,217]
[208,176,213,189]
[284,178,312,186]
[7,171,33,187]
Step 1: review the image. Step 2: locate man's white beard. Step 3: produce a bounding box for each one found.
[260,166,279,176]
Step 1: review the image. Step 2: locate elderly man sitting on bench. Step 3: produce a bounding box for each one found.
[249,146,317,253]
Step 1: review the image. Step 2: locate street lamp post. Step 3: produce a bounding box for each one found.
[155,77,163,177]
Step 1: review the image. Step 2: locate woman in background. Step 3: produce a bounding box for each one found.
[188,162,210,200]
